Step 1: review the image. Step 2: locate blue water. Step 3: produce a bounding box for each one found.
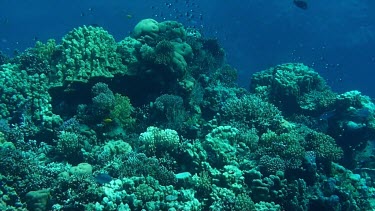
[1,0,374,96]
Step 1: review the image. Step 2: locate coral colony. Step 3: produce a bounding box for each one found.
[0,19,375,210]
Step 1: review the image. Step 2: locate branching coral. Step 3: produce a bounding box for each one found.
[0,18,374,211]
[305,130,343,162]
[221,94,284,132]
[139,126,180,156]
[110,93,135,128]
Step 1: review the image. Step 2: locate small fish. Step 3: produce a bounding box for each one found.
[293,0,308,10]
[94,173,112,184]
[103,118,113,124]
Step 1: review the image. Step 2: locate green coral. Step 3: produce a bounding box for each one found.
[158,20,187,41]
[154,40,175,65]
[55,131,86,161]
[139,126,180,156]
[25,189,51,211]
[2,18,375,211]
[298,89,337,113]
[55,25,126,86]
[34,39,58,61]
[255,126,343,174]
[211,64,238,87]
[116,37,141,74]
[135,184,155,202]
[221,94,284,132]
[0,63,31,120]
[193,170,212,197]
[258,130,305,170]
[259,155,286,175]
[251,63,329,115]
[323,90,375,167]
[203,84,247,112]
[305,130,343,161]
[134,19,193,76]
[133,18,160,39]
[109,93,135,129]
[335,90,365,109]
[236,127,259,150]
[255,201,281,211]
[204,126,239,166]
[0,63,61,132]
[16,39,60,76]
[133,19,187,43]
[139,40,192,75]
[102,140,132,157]
[234,193,256,211]
[171,41,193,73]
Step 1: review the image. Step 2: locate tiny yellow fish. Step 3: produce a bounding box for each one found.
[103,118,113,124]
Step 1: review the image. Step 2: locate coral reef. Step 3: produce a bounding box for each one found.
[0,19,375,211]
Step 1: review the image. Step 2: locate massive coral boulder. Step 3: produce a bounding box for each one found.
[0,63,62,136]
[55,25,127,87]
[133,18,160,39]
[250,63,331,115]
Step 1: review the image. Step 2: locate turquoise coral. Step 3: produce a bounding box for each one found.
[55,25,126,86]
[1,18,375,211]
[251,63,330,115]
